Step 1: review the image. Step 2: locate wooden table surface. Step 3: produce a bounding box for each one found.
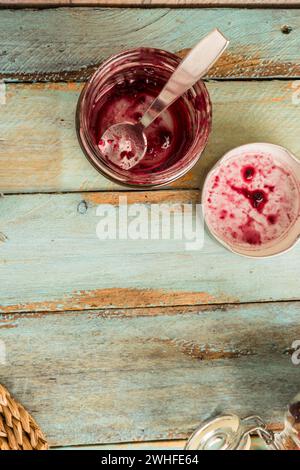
[0,1,299,450]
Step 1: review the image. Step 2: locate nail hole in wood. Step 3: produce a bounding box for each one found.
[77,200,88,214]
[281,25,293,34]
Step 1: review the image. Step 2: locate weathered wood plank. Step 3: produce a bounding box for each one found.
[0,8,299,81]
[0,302,298,446]
[2,1,300,7]
[0,190,300,312]
[1,80,300,193]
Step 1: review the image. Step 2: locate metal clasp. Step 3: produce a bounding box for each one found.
[185,413,280,450]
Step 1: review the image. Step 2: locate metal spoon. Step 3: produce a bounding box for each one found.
[99,29,229,170]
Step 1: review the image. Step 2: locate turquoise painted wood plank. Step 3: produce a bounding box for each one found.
[0,8,299,81]
[1,80,300,193]
[0,190,300,312]
[0,302,298,446]
[2,1,299,7]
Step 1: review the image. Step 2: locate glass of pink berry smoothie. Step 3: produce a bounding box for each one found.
[202,143,300,257]
[76,47,211,188]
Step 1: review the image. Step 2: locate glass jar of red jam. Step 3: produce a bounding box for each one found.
[76,47,212,188]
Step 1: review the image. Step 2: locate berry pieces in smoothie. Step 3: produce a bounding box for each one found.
[204,152,299,248]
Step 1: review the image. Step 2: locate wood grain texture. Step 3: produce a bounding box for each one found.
[0,190,300,313]
[0,8,300,81]
[0,4,299,452]
[1,80,299,193]
[2,1,300,6]
[0,302,298,446]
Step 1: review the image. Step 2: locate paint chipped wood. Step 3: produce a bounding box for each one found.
[0,288,220,314]
[0,8,299,81]
[2,1,300,6]
[1,80,300,193]
[0,301,298,446]
[0,2,299,451]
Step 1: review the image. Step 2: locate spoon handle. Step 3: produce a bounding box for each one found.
[140,29,229,129]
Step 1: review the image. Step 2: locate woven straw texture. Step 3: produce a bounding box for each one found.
[0,384,48,450]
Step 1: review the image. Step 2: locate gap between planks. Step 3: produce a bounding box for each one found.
[0,299,299,320]
[52,436,265,450]
[53,439,187,451]
[0,188,200,197]
[2,1,300,7]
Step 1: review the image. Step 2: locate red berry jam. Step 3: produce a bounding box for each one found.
[242,165,255,182]
[77,48,211,187]
[91,78,192,173]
